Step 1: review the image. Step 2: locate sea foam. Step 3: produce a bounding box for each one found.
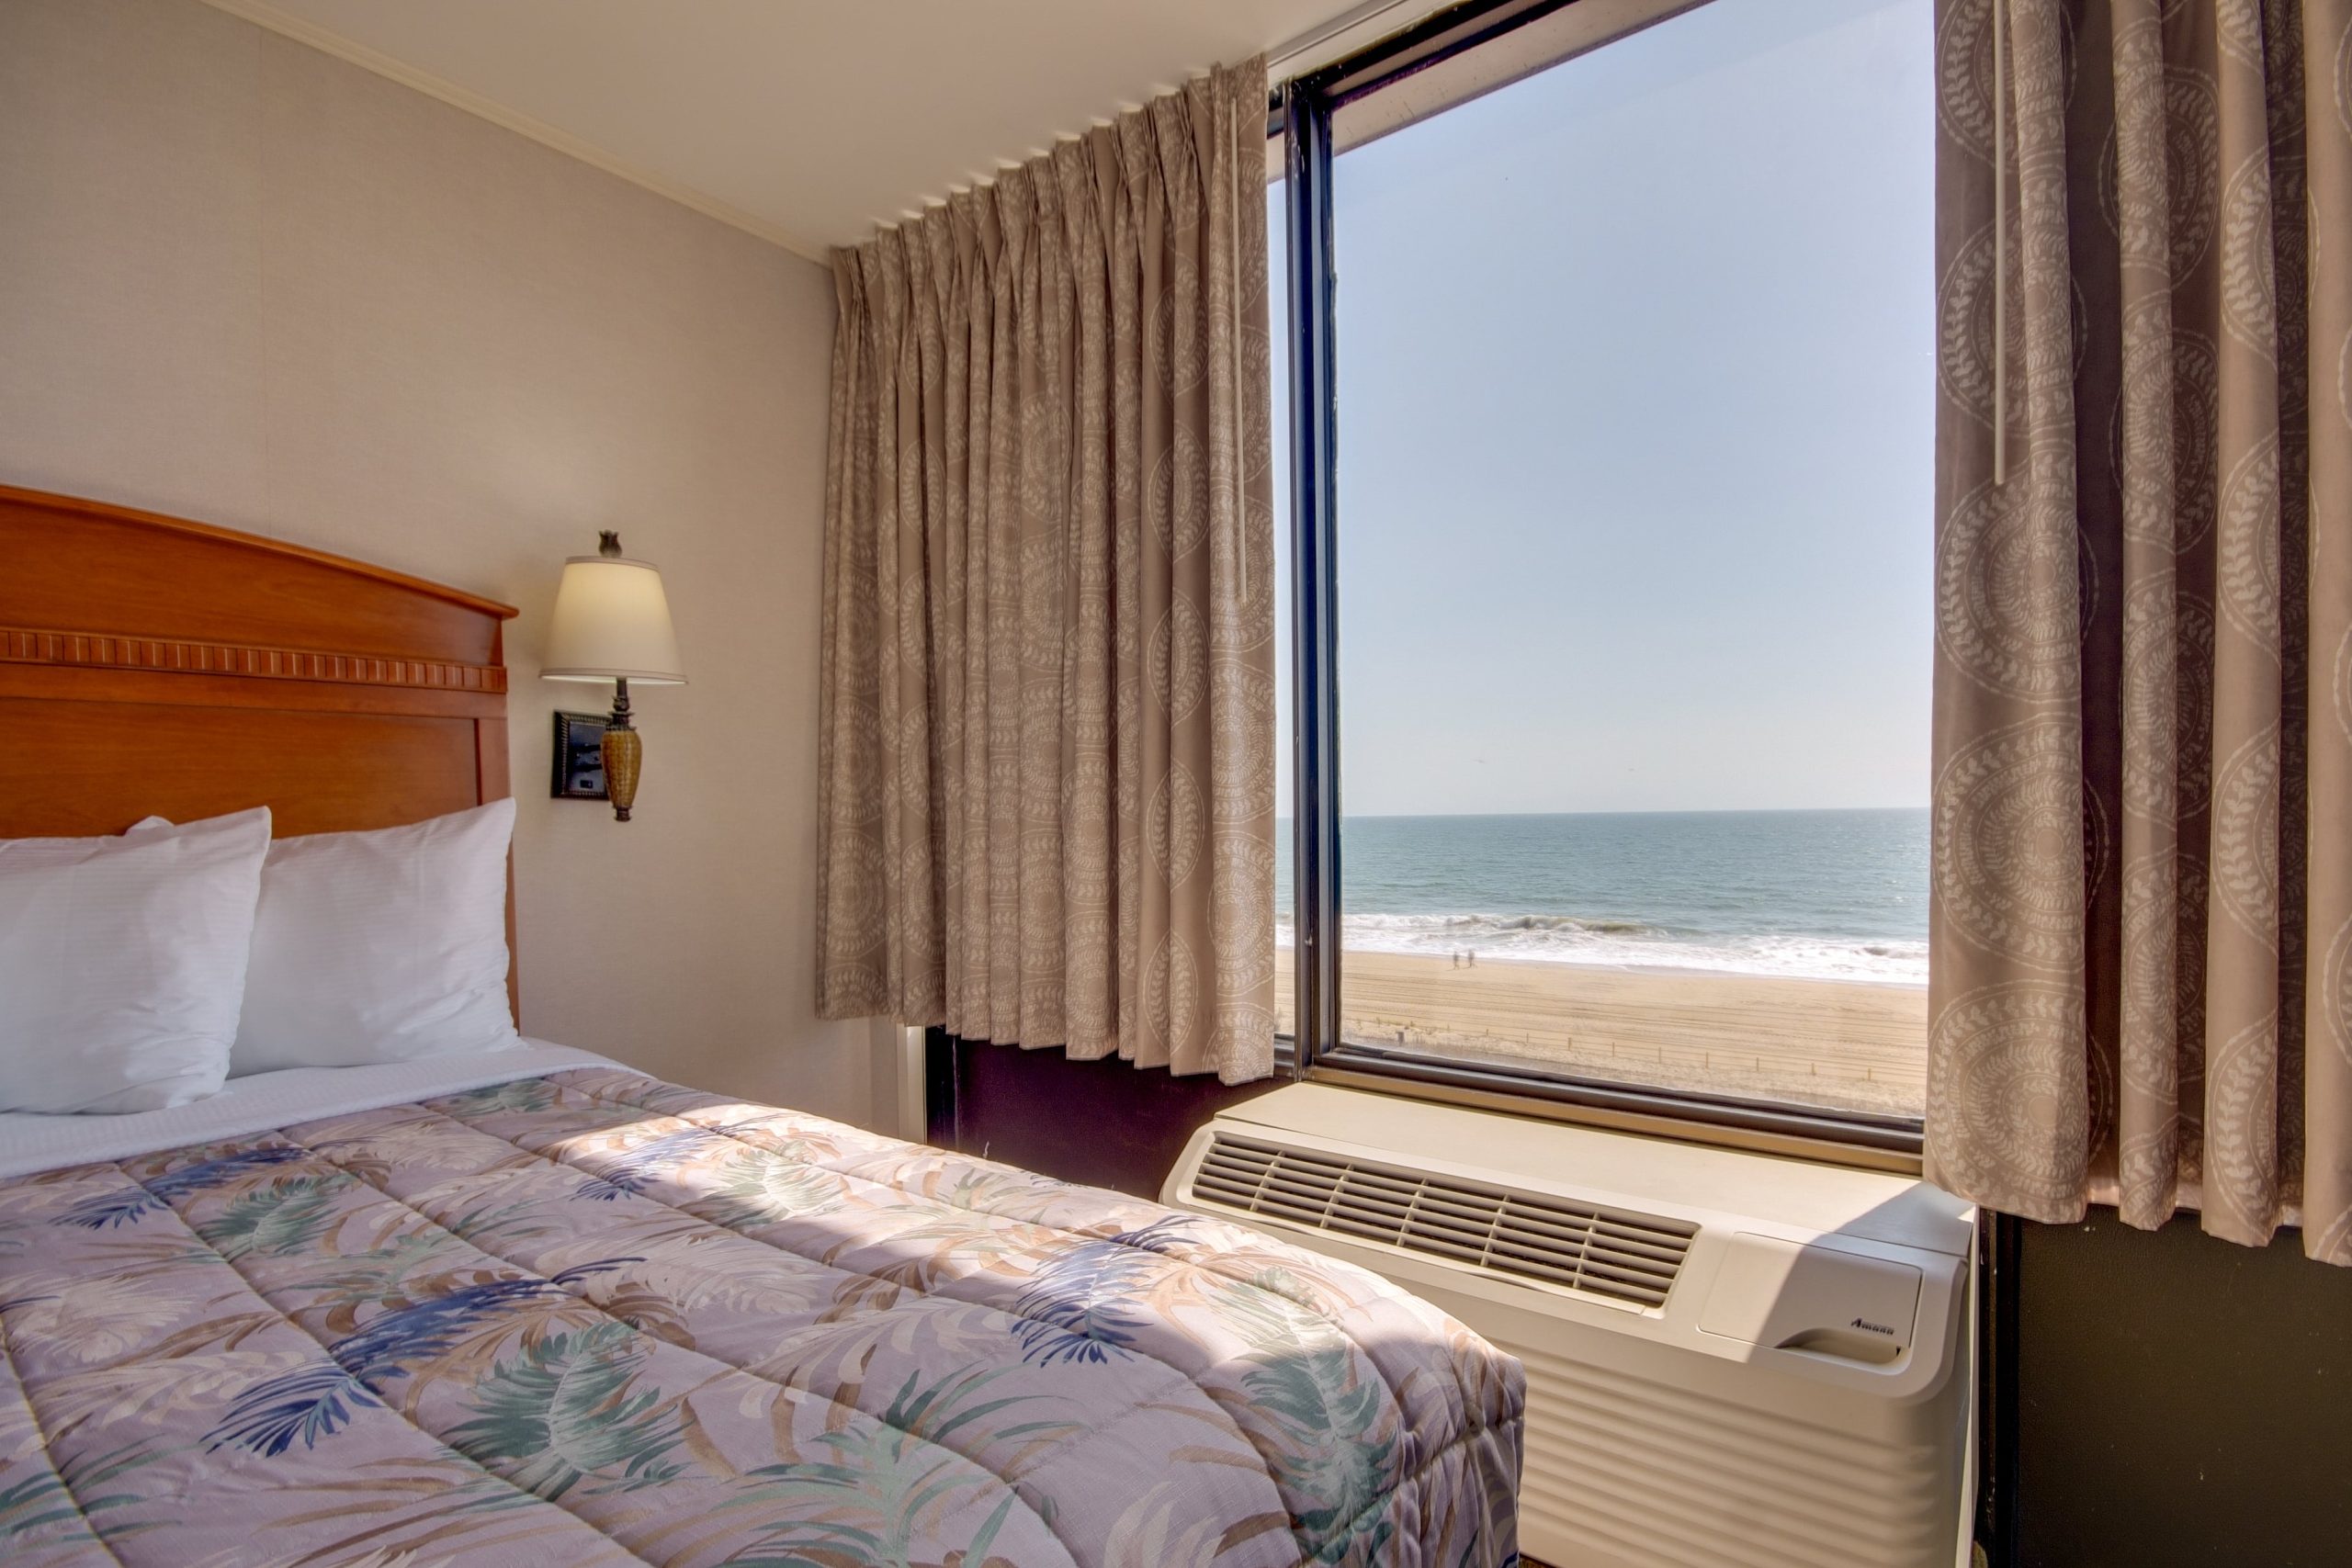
[1275,910,1927,986]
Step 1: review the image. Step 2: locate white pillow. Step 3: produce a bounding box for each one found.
[0,808,272,1113]
[232,798,521,1074]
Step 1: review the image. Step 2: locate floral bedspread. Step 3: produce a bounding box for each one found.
[0,1067,1521,1566]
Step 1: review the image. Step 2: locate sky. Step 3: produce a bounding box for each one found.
[1271,0,1934,818]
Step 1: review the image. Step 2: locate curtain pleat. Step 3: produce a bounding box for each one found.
[2306,0,2352,1262]
[817,58,1276,1083]
[1927,0,2352,1262]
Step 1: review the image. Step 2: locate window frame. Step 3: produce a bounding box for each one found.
[1273,0,1927,1164]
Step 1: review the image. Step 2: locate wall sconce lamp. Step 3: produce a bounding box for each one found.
[542,532,685,820]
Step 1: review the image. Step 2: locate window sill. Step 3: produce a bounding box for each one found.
[1305,1042,1925,1176]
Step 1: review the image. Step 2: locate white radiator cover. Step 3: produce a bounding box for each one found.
[1163,1085,1974,1568]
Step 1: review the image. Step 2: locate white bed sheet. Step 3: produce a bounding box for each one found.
[0,1038,629,1179]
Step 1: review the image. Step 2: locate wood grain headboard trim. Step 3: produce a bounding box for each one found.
[3,485,516,618]
[3,626,503,694]
[0,482,524,1016]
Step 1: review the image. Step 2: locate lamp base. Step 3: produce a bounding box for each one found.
[602,678,639,822]
[602,725,640,820]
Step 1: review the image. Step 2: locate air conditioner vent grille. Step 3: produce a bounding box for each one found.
[1191,1133,1697,1309]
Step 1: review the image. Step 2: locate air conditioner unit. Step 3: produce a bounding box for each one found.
[1163,1084,1974,1568]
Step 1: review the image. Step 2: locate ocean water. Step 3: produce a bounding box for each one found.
[1274,809,1928,986]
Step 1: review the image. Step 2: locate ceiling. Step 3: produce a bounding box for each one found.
[203,0,1380,259]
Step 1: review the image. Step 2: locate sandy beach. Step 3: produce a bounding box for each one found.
[1276,948,1926,1116]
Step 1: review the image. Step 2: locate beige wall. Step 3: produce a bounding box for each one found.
[0,0,882,1125]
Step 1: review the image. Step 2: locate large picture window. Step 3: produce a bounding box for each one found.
[1276,0,1933,1150]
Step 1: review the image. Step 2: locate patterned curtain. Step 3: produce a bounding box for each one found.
[1927,0,2352,1262]
[815,58,1277,1083]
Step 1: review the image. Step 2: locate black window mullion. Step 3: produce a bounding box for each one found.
[1283,79,1341,1074]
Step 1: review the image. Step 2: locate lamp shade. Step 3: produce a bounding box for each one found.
[541,555,686,683]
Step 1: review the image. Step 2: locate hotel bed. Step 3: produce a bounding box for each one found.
[0,486,1522,1567]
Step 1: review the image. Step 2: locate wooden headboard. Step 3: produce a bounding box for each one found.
[0,483,521,1005]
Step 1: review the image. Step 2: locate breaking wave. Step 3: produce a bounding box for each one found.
[1274,910,1926,986]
